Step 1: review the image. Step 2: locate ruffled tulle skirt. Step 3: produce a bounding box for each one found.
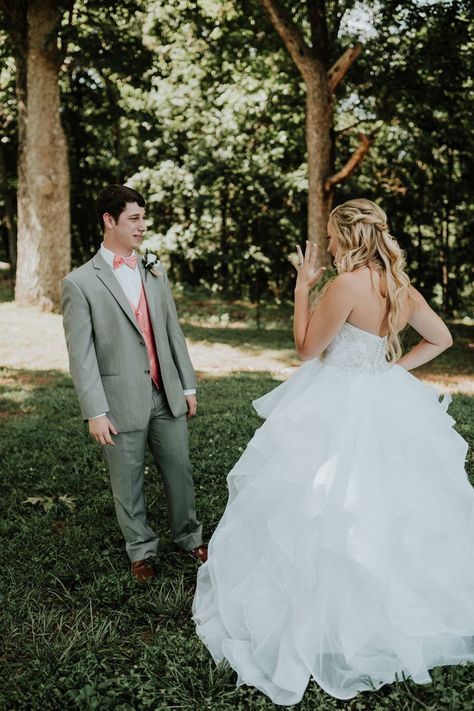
[193,360,474,705]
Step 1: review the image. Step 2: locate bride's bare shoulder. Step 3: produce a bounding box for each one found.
[325,271,360,295]
[407,284,424,302]
[332,268,372,291]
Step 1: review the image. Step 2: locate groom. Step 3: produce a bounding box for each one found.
[62,184,206,582]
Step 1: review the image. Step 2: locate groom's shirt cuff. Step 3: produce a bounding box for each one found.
[89,413,106,420]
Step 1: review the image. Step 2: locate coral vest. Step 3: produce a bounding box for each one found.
[130,286,161,388]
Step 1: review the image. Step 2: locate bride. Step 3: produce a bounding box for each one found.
[192,198,474,705]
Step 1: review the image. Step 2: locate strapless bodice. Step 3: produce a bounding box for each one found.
[322,322,391,375]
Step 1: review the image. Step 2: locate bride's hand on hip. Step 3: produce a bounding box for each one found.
[293,241,326,290]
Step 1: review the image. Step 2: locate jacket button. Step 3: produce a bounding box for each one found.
[139,341,145,346]
[144,369,150,374]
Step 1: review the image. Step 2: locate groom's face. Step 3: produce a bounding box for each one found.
[104,201,146,254]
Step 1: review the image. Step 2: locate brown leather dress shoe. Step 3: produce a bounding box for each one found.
[188,544,208,564]
[131,558,156,583]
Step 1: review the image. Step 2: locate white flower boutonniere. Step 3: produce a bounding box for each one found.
[142,251,162,278]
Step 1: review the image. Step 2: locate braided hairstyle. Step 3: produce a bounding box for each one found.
[328,198,410,361]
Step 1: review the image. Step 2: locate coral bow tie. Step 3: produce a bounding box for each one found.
[113,254,138,270]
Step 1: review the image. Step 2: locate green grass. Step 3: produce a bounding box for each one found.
[0,364,473,711]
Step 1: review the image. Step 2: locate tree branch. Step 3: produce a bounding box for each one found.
[324,133,372,191]
[334,119,365,135]
[260,0,315,80]
[327,44,361,93]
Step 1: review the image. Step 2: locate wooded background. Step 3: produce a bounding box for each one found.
[0,0,472,315]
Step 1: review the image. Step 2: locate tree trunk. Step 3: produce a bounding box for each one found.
[14,0,70,311]
[306,67,333,268]
[443,147,454,315]
[220,181,229,283]
[103,72,123,183]
[415,223,424,288]
[439,232,449,315]
[260,0,366,271]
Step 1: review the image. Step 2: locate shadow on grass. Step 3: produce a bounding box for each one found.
[182,321,474,381]
[182,322,294,351]
[0,367,473,710]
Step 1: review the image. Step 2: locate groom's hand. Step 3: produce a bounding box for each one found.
[185,394,197,419]
[88,415,118,445]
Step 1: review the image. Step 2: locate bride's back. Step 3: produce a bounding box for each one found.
[344,267,411,338]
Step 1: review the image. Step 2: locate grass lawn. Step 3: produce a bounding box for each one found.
[1,358,473,710]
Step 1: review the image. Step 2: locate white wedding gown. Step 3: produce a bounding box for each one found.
[192,322,474,705]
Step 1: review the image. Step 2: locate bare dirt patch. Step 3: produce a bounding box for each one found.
[1,301,473,393]
[0,372,57,388]
[0,302,297,376]
[417,373,474,395]
[0,408,34,420]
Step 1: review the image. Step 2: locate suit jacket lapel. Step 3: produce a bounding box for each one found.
[92,252,141,334]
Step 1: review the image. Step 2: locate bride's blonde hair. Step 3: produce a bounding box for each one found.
[328,198,410,362]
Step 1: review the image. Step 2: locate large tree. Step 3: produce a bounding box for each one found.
[260,0,372,267]
[0,0,71,311]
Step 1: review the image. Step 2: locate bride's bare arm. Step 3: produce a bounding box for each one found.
[294,274,354,360]
[396,287,453,370]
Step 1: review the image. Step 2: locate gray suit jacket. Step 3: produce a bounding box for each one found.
[62,251,196,431]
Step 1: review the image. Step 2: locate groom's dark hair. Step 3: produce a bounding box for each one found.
[96,184,146,232]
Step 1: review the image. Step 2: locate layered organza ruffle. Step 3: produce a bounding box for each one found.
[193,347,474,705]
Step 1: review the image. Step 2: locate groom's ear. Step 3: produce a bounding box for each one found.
[103,212,116,230]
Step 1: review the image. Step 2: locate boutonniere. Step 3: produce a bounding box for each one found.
[142,252,162,279]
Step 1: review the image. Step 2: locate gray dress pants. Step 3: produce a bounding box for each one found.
[102,385,202,561]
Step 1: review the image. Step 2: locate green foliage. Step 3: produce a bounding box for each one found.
[59,0,155,261]
[0,269,14,301]
[127,0,307,301]
[340,0,474,314]
[0,30,17,259]
[0,0,472,315]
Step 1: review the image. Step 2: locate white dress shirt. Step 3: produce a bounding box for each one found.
[100,243,142,307]
[90,245,195,419]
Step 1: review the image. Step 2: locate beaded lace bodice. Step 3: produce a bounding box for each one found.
[323,322,391,375]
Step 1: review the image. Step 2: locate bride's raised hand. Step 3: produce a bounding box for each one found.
[294,240,326,289]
